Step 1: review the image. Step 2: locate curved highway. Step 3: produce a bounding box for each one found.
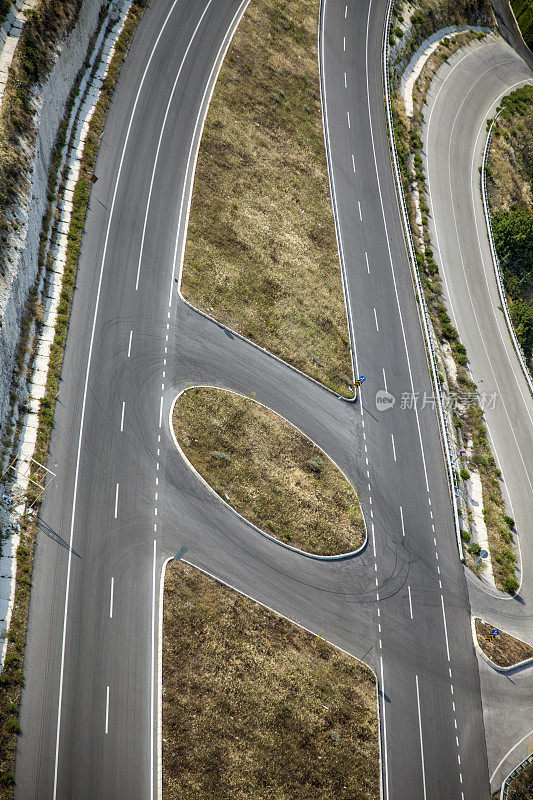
[15,1,494,798]
[424,37,533,789]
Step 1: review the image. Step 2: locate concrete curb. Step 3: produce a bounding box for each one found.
[168,387,368,561]
[383,0,464,561]
[471,615,533,673]
[0,0,132,670]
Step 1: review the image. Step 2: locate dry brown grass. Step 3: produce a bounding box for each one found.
[173,387,365,555]
[180,0,353,397]
[475,619,533,668]
[162,563,379,800]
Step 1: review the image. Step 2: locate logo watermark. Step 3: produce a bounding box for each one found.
[374,390,498,412]
[375,390,396,411]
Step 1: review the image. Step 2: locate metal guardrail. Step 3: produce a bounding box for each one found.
[500,751,533,799]
[382,0,464,560]
[481,112,533,398]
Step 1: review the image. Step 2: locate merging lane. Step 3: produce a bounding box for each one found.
[16,0,492,798]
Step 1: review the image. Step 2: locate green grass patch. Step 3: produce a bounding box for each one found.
[180,0,354,398]
[162,563,379,800]
[173,387,365,555]
[510,0,533,49]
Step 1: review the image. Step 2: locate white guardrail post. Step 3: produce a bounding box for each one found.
[382,0,464,560]
[482,112,533,397]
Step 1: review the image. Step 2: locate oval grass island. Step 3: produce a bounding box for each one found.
[172,387,365,556]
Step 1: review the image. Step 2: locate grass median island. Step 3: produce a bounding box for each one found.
[487,85,533,374]
[162,563,379,800]
[475,618,533,668]
[173,387,365,556]
[180,0,354,398]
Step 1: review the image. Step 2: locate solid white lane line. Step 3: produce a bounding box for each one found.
[120,401,125,432]
[159,396,164,428]
[365,250,370,272]
[382,367,388,393]
[391,433,396,462]
[352,153,356,172]
[127,330,133,358]
[374,307,379,331]
[358,200,362,221]
[347,110,351,128]
[408,584,413,619]
[365,0,430,494]
[415,675,428,800]
[105,686,110,735]
[109,577,114,619]
[114,483,119,519]
[440,595,450,661]
[151,539,156,799]
[380,657,390,800]
[400,505,405,537]
[134,0,219,293]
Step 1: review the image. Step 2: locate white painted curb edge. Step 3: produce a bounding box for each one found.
[471,615,533,673]
[168,387,368,561]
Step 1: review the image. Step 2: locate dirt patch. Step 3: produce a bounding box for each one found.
[173,387,365,556]
[475,618,533,668]
[162,563,379,800]
[180,0,354,398]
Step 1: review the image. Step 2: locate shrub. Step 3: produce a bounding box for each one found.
[469,542,481,556]
[503,576,519,595]
[306,456,324,474]
[504,514,515,529]
[459,468,471,481]
[209,451,231,464]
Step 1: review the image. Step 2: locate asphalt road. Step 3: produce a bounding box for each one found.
[15,0,492,798]
[423,37,533,789]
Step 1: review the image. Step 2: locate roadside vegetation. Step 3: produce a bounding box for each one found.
[388,2,519,593]
[487,85,533,373]
[475,618,533,668]
[0,0,84,275]
[180,0,354,398]
[163,563,379,800]
[510,0,533,49]
[0,1,148,792]
[173,387,365,556]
